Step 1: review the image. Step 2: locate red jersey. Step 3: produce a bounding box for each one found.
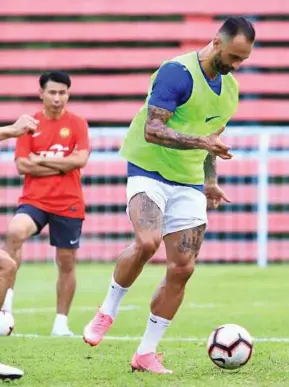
[15,110,89,219]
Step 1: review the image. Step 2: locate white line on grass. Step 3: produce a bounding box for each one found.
[188,303,217,308]
[187,303,289,309]
[14,302,285,314]
[13,305,138,314]
[11,334,289,343]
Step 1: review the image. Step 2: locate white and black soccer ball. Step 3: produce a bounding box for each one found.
[0,310,14,336]
[207,324,253,370]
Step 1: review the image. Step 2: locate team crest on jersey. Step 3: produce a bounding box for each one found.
[60,128,70,138]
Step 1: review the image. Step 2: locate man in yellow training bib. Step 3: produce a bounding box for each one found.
[84,16,255,374]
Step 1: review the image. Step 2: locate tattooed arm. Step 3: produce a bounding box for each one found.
[204,152,217,183]
[144,105,207,150]
[144,105,232,159]
[204,152,231,208]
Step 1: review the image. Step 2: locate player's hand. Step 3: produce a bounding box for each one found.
[29,152,43,163]
[204,127,233,160]
[204,183,231,210]
[10,115,39,137]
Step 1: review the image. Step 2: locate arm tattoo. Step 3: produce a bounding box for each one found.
[204,152,217,183]
[144,105,207,150]
[130,192,163,231]
[178,224,206,257]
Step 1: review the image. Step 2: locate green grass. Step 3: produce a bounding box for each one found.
[3,263,289,386]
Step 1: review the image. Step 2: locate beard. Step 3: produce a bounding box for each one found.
[213,53,234,75]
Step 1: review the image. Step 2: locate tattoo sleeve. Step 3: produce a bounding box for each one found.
[130,193,163,232]
[178,224,206,257]
[144,105,207,150]
[204,152,217,183]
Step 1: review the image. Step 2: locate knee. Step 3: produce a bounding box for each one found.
[167,259,196,285]
[6,223,27,245]
[0,251,17,278]
[135,234,162,262]
[56,250,75,273]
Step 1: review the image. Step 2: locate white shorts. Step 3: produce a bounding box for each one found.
[126,176,207,236]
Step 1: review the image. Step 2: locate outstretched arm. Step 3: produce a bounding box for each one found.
[0,126,15,141]
[0,115,39,141]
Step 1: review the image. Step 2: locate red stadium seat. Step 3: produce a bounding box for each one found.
[0,48,198,70]
[1,0,289,16]
[0,48,286,70]
[215,159,288,177]
[0,73,288,97]
[1,21,288,43]
[235,74,289,94]
[0,75,151,96]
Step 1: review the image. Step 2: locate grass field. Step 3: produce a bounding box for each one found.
[3,263,289,386]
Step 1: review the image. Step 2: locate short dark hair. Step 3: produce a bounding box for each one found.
[39,70,71,89]
[218,17,255,43]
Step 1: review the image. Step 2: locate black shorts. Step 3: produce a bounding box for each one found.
[16,204,83,249]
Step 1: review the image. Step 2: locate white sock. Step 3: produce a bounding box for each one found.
[137,313,171,355]
[53,314,68,330]
[99,276,129,319]
[2,288,13,313]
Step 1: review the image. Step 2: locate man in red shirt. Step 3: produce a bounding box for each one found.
[2,71,90,336]
[0,114,39,380]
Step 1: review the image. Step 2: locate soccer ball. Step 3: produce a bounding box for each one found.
[0,310,14,336]
[207,324,253,370]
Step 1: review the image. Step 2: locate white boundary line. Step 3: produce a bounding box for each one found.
[13,305,139,314]
[12,303,218,315]
[10,334,289,343]
[188,303,217,309]
[13,304,216,314]
[13,302,287,314]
